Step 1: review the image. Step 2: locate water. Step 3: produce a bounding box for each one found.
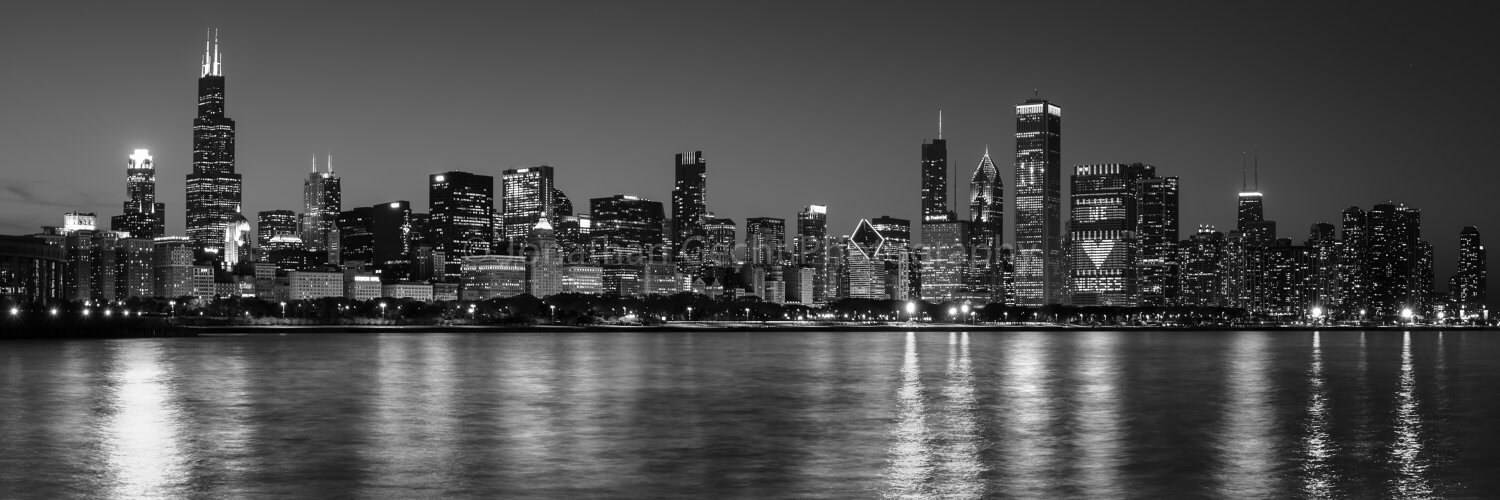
[1,330,1495,498]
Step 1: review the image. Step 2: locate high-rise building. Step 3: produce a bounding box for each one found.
[185,30,242,251]
[223,213,251,268]
[1451,226,1486,318]
[671,151,708,276]
[337,208,374,267]
[704,216,737,268]
[795,205,829,304]
[257,210,299,248]
[1343,203,1424,318]
[968,148,1004,302]
[1339,206,1370,314]
[1179,226,1225,307]
[920,219,970,301]
[745,217,785,266]
[372,201,413,282]
[302,154,341,264]
[500,166,555,243]
[1306,223,1341,310]
[1014,98,1063,305]
[111,149,166,239]
[430,171,494,280]
[921,114,950,222]
[844,219,888,300]
[1137,175,1180,306]
[526,218,563,298]
[872,216,915,301]
[1067,163,1152,306]
[590,195,665,264]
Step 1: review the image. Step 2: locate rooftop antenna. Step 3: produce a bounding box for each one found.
[212,29,222,76]
[938,110,943,140]
[1241,152,1247,191]
[327,152,333,173]
[1254,146,1260,191]
[310,155,317,173]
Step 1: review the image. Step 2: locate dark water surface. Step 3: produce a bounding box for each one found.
[1,330,1497,498]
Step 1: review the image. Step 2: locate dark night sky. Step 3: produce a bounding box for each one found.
[2,1,1496,290]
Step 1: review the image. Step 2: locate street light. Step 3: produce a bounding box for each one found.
[948,307,957,323]
[1310,306,1323,324]
[686,306,693,321]
[745,307,751,320]
[8,307,17,317]
[550,304,556,322]
[281,301,287,319]
[468,304,476,321]
[961,303,971,325]
[1401,307,1414,325]
[905,301,916,322]
[170,300,177,317]
[380,302,388,320]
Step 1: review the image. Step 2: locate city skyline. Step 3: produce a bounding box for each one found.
[1,2,1496,287]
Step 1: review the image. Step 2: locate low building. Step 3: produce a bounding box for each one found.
[383,282,434,302]
[288,270,345,300]
[432,282,460,302]
[345,272,382,301]
[461,255,526,300]
[0,234,66,306]
[561,264,604,295]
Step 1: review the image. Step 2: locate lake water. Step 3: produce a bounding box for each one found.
[1,330,1496,498]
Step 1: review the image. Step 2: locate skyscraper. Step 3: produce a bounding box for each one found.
[745,217,785,266]
[185,30,242,252]
[796,205,829,304]
[1067,163,1152,306]
[500,166,555,242]
[1137,175,1180,306]
[256,210,299,248]
[1179,226,1226,307]
[1014,98,1063,306]
[302,154,341,264]
[1452,226,1486,318]
[589,195,665,263]
[872,215,915,301]
[111,149,165,239]
[672,151,708,276]
[920,219,970,301]
[373,201,413,282]
[968,148,1003,302]
[430,171,494,280]
[338,207,374,268]
[921,113,950,223]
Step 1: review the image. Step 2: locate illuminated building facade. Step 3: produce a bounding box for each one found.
[745,217,785,265]
[257,210,298,248]
[1178,226,1225,306]
[1137,175,1180,306]
[1014,98,1063,305]
[795,204,829,304]
[185,30,242,251]
[111,149,166,239]
[430,171,494,280]
[671,151,708,276]
[302,155,341,264]
[968,149,1004,302]
[589,194,665,264]
[1451,226,1486,318]
[1067,163,1152,306]
[501,166,555,242]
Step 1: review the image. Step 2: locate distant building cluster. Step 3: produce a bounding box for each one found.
[0,33,1487,324]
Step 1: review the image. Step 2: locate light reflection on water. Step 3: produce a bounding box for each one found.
[882,331,934,498]
[1300,331,1337,497]
[0,330,1493,497]
[1391,331,1434,498]
[104,342,189,498]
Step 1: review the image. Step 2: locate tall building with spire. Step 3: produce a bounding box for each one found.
[302,154,341,264]
[111,149,165,239]
[1014,98,1063,306]
[920,112,950,224]
[185,29,242,252]
[968,148,1003,301]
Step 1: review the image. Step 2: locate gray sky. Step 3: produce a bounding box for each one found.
[1,1,1495,289]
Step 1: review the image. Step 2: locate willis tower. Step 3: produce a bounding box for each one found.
[185,29,242,252]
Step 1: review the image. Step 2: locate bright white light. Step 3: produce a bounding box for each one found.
[1401,308,1414,319]
[905,301,916,314]
[388,202,401,208]
[433,175,445,182]
[50,308,58,316]
[948,307,957,316]
[83,308,91,316]
[8,307,17,316]
[1311,307,1323,319]
[105,310,112,317]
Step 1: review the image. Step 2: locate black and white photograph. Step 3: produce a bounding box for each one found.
[2,1,1498,497]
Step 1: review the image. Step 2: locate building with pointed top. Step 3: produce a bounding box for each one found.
[185,29,242,253]
[302,154,341,265]
[968,148,1004,302]
[111,149,165,239]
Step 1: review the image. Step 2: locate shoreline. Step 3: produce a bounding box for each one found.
[193,323,1500,335]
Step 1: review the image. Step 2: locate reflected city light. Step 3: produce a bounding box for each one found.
[1392,331,1433,497]
[884,332,934,497]
[105,342,188,498]
[1300,332,1335,497]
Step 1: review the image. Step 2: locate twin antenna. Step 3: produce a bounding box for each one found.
[310,153,335,173]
